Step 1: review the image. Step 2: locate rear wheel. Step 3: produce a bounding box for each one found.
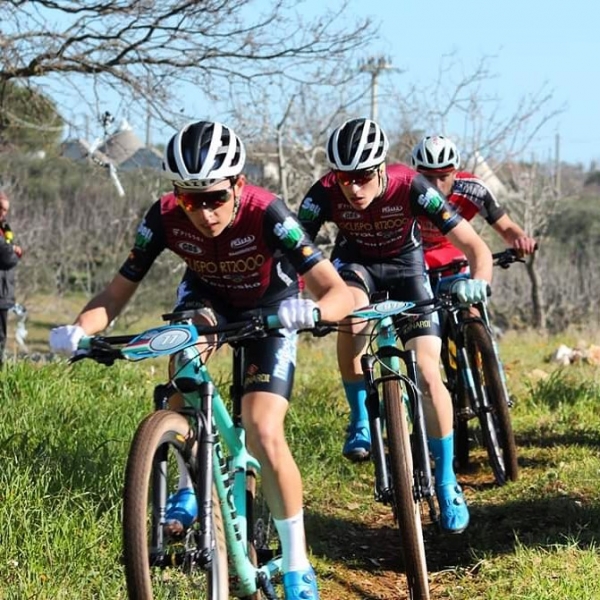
[122,410,229,600]
[383,380,430,600]
[465,323,519,485]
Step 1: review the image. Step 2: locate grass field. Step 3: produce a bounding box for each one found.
[1,303,600,599]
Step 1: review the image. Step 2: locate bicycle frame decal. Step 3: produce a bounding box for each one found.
[121,324,199,360]
[352,300,415,320]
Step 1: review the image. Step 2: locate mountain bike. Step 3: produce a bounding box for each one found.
[428,249,523,486]
[74,309,327,600]
[348,295,443,600]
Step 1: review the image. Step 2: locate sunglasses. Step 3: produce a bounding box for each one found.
[334,167,379,187]
[175,186,233,212]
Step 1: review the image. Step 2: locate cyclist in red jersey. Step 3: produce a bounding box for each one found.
[298,118,493,534]
[411,135,536,272]
[49,120,355,600]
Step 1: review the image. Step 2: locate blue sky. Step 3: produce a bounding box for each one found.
[56,0,598,167]
[355,0,597,166]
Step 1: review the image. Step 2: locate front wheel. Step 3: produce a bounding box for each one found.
[383,380,430,600]
[122,410,229,600]
[465,323,519,485]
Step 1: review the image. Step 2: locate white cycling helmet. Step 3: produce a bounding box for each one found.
[411,135,460,171]
[163,121,246,189]
[327,118,389,171]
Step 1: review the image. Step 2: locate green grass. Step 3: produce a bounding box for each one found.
[1,327,600,598]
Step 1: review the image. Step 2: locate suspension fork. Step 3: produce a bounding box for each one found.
[193,382,216,567]
[361,353,389,501]
[399,347,435,502]
[450,311,482,414]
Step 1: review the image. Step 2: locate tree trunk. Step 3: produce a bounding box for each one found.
[526,253,546,330]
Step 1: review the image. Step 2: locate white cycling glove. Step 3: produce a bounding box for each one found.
[49,325,86,355]
[277,298,319,332]
[451,279,490,305]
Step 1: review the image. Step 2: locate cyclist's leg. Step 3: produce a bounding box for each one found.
[397,271,469,534]
[241,332,319,600]
[334,264,374,461]
[164,272,225,527]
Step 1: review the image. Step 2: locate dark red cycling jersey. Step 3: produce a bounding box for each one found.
[298,163,462,260]
[420,171,505,268]
[119,184,324,309]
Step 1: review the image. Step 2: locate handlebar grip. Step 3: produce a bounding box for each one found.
[78,336,92,350]
[264,307,321,330]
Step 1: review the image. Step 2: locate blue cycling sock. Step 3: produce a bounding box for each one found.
[343,379,368,423]
[428,433,457,487]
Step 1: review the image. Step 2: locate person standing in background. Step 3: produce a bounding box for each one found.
[0,190,23,365]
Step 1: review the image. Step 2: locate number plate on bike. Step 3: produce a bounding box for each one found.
[121,325,199,360]
[352,300,416,320]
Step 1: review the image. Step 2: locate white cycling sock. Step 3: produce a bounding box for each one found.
[176,451,193,490]
[274,510,311,573]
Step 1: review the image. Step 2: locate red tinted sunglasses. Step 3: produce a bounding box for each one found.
[175,186,233,212]
[334,167,379,187]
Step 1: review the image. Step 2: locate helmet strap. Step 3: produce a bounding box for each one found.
[227,178,242,228]
[376,163,388,198]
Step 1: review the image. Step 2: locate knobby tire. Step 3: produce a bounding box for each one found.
[465,322,519,485]
[383,380,430,600]
[122,410,229,600]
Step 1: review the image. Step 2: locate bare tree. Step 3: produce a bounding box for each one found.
[387,53,564,166]
[0,0,377,133]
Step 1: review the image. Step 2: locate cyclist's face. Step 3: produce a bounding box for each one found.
[419,170,456,196]
[176,178,242,238]
[336,164,383,210]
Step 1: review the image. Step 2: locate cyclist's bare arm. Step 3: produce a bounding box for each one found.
[445,219,493,283]
[302,260,355,322]
[74,273,140,334]
[491,215,537,255]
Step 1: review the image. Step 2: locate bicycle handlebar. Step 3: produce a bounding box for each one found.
[73,300,438,366]
[426,246,536,278]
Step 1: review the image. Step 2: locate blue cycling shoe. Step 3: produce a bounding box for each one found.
[282,566,319,600]
[342,419,371,462]
[436,483,470,534]
[165,487,197,529]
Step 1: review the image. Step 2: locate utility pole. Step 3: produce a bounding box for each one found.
[554,132,561,195]
[360,56,394,121]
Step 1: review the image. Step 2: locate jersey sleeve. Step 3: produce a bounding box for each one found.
[480,185,506,224]
[297,182,329,241]
[118,201,168,282]
[264,197,324,275]
[409,174,463,235]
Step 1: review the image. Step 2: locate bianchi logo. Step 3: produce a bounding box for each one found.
[231,235,255,249]
[177,241,203,255]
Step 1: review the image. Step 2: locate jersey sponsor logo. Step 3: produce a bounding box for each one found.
[231,235,255,249]
[134,221,153,249]
[273,335,296,380]
[185,254,266,274]
[172,228,203,242]
[298,197,321,221]
[341,211,361,220]
[453,179,487,200]
[245,372,271,385]
[176,241,203,255]
[273,216,304,249]
[381,204,404,215]
[342,217,410,233]
[277,262,294,286]
[417,188,444,214]
[230,245,257,256]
